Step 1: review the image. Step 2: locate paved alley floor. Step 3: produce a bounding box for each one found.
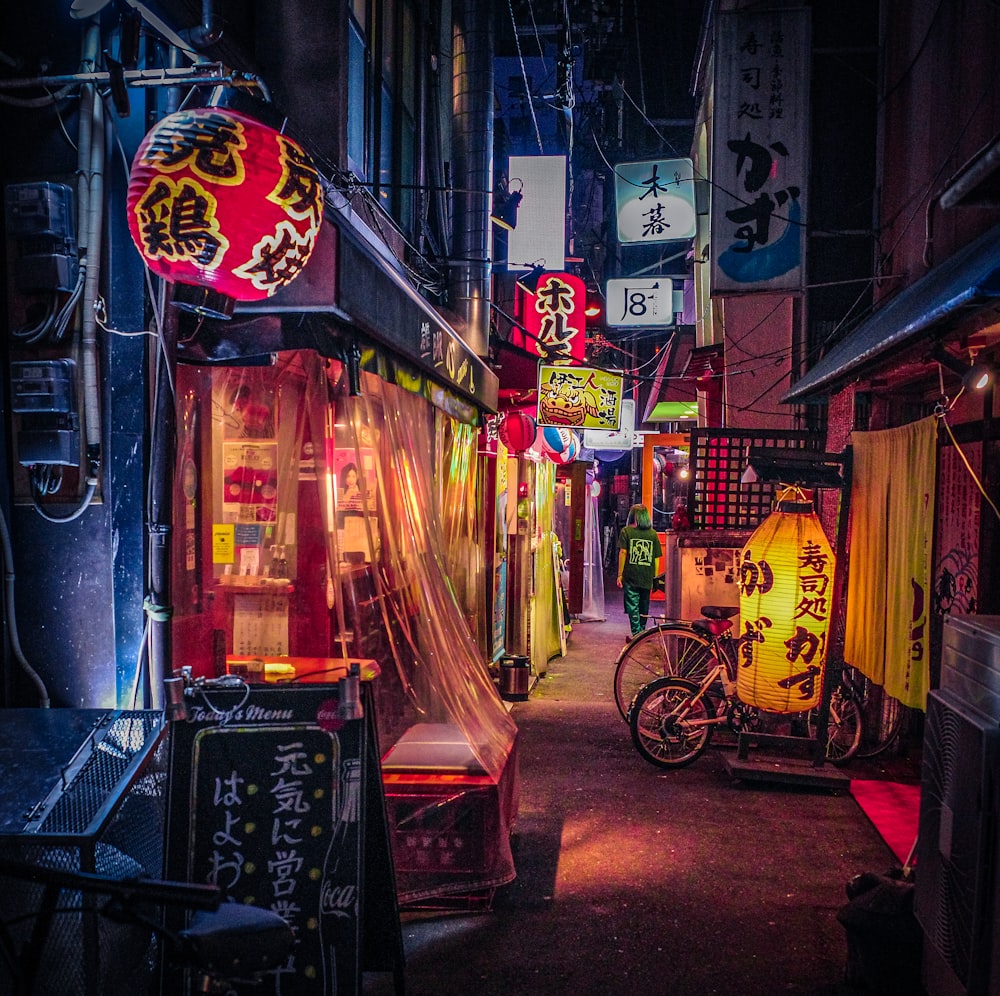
[365,581,922,996]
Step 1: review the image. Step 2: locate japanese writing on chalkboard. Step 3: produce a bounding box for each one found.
[167,684,402,995]
[191,724,343,991]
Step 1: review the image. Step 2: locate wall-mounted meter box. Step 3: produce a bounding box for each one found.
[4,181,78,294]
[11,359,80,466]
[11,358,76,412]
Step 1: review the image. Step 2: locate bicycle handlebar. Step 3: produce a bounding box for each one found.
[0,856,221,911]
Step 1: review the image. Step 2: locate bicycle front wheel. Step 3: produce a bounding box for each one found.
[613,625,717,720]
[628,677,715,769]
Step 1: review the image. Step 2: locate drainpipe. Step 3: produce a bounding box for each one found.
[180,0,223,49]
[450,0,494,358]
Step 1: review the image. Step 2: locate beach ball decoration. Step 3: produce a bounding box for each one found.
[547,429,581,465]
[127,107,324,319]
[497,411,536,453]
[737,486,835,714]
[538,425,573,454]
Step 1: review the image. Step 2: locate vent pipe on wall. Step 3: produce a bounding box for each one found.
[450,0,494,358]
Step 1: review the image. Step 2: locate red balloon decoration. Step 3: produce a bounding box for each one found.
[497,411,536,453]
[127,107,324,319]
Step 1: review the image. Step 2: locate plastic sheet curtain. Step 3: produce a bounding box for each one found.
[172,352,515,772]
[531,460,563,670]
[171,352,519,904]
[300,355,517,774]
[844,415,937,710]
[434,414,486,646]
[578,488,606,621]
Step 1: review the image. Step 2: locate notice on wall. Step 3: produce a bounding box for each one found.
[233,592,289,657]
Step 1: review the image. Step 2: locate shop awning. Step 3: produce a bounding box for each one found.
[641,329,699,422]
[188,202,499,413]
[782,222,1000,403]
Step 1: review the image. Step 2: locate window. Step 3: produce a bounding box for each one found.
[347,0,422,238]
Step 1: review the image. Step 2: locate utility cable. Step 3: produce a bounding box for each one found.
[506,0,544,153]
[0,506,51,707]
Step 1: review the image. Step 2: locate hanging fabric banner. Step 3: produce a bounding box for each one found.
[844,415,937,710]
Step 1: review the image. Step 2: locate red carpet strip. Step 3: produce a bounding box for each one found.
[849,780,920,865]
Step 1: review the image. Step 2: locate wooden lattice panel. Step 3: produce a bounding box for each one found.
[687,428,823,530]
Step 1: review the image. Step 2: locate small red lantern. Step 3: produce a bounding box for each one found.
[127,106,324,318]
[497,411,536,453]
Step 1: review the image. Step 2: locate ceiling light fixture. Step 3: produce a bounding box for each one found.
[931,344,995,393]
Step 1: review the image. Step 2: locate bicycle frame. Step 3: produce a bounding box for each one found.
[0,857,293,996]
[667,662,729,729]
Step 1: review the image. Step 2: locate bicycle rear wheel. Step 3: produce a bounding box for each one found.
[613,625,717,720]
[856,686,904,759]
[628,677,715,769]
[808,687,863,765]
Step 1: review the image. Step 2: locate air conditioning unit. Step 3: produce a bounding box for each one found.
[913,614,1000,996]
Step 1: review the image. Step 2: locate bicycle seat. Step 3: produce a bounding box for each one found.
[177,902,295,977]
[701,605,739,620]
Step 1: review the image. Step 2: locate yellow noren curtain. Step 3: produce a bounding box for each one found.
[844,415,937,710]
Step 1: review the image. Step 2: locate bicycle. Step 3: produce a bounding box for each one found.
[805,665,865,765]
[612,606,742,720]
[0,856,295,995]
[624,610,864,769]
[848,667,905,758]
[628,638,764,769]
[810,664,903,761]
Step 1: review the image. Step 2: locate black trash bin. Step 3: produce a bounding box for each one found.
[499,655,531,701]
[837,871,922,993]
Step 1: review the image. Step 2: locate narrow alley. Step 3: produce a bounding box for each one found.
[365,579,922,996]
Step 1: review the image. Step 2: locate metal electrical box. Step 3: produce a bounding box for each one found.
[10,359,80,466]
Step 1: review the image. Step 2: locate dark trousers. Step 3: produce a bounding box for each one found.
[623,583,651,636]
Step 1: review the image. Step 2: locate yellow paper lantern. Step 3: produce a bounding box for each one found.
[737,487,835,713]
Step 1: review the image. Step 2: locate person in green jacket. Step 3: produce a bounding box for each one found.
[616,503,663,638]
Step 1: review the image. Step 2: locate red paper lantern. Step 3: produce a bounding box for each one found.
[127,107,324,318]
[497,411,536,453]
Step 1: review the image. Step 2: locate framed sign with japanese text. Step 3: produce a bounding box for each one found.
[711,8,810,294]
[536,364,623,430]
[614,158,696,244]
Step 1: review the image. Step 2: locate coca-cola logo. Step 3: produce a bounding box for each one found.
[320,880,357,918]
[316,698,343,732]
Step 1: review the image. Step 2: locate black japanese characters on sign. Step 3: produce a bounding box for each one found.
[711,8,809,292]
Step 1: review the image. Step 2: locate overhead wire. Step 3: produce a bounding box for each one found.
[506,0,544,153]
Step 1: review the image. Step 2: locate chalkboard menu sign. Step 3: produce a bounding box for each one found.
[165,682,402,994]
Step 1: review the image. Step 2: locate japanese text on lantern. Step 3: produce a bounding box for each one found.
[534,275,581,359]
[778,538,830,700]
[129,108,324,300]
